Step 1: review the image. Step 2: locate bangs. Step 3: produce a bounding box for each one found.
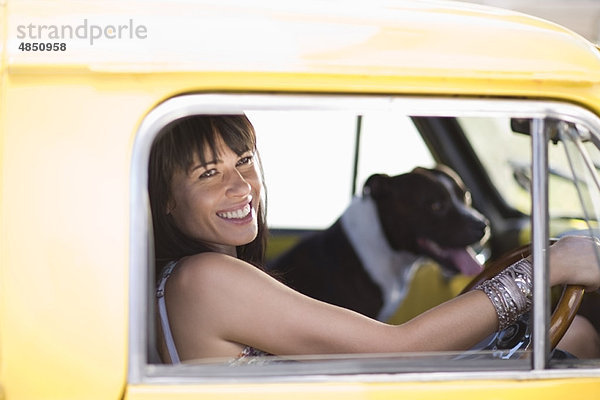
[160,115,256,174]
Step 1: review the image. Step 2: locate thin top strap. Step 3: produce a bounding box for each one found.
[156,260,180,364]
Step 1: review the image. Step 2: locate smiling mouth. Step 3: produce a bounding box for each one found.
[217,203,252,220]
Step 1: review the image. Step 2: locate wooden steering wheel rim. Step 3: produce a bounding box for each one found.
[461,243,584,349]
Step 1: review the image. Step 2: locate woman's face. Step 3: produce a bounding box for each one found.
[167,137,262,256]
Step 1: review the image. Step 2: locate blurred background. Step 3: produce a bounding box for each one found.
[459,0,600,43]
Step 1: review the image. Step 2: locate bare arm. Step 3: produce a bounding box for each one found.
[164,236,600,361]
[166,253,496,359]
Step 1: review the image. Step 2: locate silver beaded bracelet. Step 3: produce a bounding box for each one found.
[475,258,533,330]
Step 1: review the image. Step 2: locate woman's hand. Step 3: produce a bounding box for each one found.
[547,236,600,291]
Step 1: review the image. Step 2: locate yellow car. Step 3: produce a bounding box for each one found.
[2,0,600,399]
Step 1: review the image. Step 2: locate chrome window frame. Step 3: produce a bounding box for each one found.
[129,94,600,384]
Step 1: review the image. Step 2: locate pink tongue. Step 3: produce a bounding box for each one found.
[445,246,483,276]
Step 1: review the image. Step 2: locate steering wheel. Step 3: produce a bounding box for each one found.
[459,243,584,358]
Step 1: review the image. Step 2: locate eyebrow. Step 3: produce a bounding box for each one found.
[187,149,253,174]
[189,158,221,174]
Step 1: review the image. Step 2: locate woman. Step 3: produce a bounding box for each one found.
[149,114,600,364]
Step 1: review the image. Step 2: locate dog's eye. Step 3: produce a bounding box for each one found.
[431,201,443,212]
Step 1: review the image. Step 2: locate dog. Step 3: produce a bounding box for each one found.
[268,165,489,321]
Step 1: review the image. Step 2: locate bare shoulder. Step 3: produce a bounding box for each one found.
[178,252,242,275]
[163,252,289,344]
[166,252,272,300]
[159,253,280,359]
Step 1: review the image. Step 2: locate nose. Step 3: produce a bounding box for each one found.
[226,169,251,198]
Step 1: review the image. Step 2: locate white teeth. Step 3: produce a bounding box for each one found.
[218,204,251,220]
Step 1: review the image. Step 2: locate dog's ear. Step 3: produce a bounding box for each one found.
[432,164,467,191]
[363,174,390,199]
[411,166,429,175]
[411,166,439,180]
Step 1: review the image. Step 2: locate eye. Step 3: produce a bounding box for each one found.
[237,155,254,167]
[199,168,218,179]
[431,201,442,212]
[430,200,448,215]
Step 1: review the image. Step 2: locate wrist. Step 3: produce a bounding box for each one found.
[475,258,533,330]
[526,254,564,286]
[547,252,567,287]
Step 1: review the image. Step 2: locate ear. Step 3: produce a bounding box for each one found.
[411,166,428,175]
[410,166,440,184]
[363,174,390,199]
[432,164,467,190]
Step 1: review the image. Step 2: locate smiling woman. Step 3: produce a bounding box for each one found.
[149,115,267,271]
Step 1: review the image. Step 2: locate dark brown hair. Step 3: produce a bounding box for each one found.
[148,115,268,276]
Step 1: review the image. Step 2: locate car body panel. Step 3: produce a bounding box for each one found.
[1,1,600,399]
[6,1,600,100]
[126,377,600,400]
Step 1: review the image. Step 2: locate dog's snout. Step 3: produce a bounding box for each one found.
[468,214,490,243]
[473,215,488,231]
[451,207,490,245]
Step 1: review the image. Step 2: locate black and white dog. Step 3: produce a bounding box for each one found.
[268,165,489,321]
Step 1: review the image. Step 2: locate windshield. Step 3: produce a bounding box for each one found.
[557,121,600,235]
[459,117,600,229]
